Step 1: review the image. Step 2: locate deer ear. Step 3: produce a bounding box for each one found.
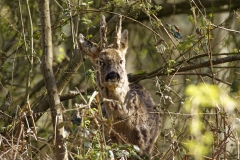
[120,30,128,54]
[79,34,100,59]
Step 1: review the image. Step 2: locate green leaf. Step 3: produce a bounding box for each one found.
[135,70,147,75]
[133,145,140,153]
[155,5,162,12]
[57,40,62,46]
[87,1,93,5]
[33,31,40,39]
[231,80,240,93]
[209,13,213,18]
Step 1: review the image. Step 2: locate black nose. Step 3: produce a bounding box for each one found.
[105,72,120,81]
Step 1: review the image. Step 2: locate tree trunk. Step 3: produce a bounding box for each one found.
[38,0,68,159]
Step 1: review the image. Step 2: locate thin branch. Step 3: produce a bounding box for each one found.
[25,0,34,102]
[211,24,240,34]
[171,72,231,85]
[139,0,240,20]
[128,54,240,82]
[60,92,80,101]
[178,55,240,72]
[100,14,107,49]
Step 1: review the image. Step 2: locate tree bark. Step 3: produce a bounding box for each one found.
[38,0,68,159]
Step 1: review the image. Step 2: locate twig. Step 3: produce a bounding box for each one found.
[25,0,34,102]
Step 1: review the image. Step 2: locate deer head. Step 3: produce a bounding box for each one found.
[79,15,129,102]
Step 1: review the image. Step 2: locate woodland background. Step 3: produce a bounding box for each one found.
[0,0,240,159]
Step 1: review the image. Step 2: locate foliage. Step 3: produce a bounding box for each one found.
[184,83,236,159]
[0,0,240,159]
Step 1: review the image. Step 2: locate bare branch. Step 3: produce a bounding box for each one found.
[138,0,240,20]
[128,54,240,82]
[60,92,80,101]
[178,55,240,72]
[100,15,107,49]
[25,0,34,102]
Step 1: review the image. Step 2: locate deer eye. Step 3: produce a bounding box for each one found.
[120,60,123,64]
[99,61,104,66]
[96,60,104,66]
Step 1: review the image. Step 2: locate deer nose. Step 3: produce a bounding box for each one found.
[105,72,120,82]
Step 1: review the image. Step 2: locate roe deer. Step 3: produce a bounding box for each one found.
[79,15,160,156]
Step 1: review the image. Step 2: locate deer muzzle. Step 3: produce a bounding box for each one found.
[105,72,120,84]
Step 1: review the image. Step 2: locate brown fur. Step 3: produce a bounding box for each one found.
[79,17,160,155]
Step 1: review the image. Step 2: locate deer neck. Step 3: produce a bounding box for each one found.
[100,77,129,104]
